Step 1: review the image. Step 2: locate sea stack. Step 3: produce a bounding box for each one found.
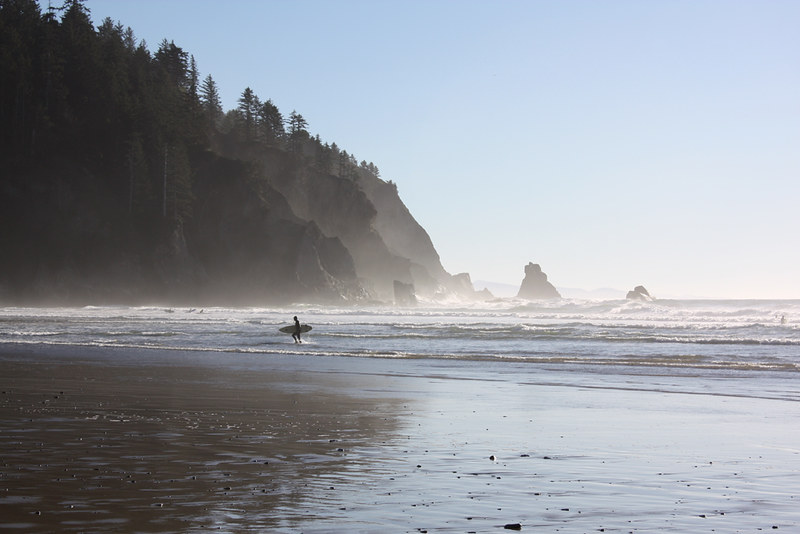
[516,262,561,299]
[626,285,653,301]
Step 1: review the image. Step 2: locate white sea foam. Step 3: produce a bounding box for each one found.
[1,300,798,383]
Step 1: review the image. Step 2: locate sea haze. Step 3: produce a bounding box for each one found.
[2,298,798,400]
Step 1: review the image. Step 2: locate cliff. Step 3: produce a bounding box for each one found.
[0,149,368,305]
[210,134,482,303]
[0,3,475,305]
[1,136,468,305]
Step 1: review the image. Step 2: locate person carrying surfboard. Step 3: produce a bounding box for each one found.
[292,316,302,343]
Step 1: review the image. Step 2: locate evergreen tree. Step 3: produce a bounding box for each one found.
[315,142,333,174]
[199,74,222,127]
[287,110,308,153]
[237,86,257,140]
[257,98,284,145]
[58,0,101,154]
[0,0,45,160]
[368,162,380,178]
[188,55,199,104]
[96,17,134,165]
[154,39,188,91]
[338,149,351,178]
[122,25,136,51]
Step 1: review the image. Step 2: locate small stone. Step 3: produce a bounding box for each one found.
[504,524,522,531]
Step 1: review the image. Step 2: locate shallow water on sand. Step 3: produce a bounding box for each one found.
[1,344,798,532]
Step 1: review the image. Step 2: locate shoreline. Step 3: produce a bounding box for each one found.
[1,344,798,532]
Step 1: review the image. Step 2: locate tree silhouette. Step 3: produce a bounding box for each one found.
[200,74,222,127]
[237,87,257,140]
[257,98,284,145]
[287,110,308,153]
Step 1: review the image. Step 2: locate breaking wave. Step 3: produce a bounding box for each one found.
[1,299,798,375]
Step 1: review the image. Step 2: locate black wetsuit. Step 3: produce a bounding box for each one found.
[292,318,302,343]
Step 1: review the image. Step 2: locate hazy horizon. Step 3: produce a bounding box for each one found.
[84,0,800,299]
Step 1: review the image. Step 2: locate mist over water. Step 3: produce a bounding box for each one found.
[2,300,798,391]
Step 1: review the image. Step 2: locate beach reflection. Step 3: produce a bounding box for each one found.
[0,354,411,532]
[3,347,799,533]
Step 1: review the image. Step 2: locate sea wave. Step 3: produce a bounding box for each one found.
[1,300,798,377]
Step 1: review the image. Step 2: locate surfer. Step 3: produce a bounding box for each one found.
[292,316,302,343]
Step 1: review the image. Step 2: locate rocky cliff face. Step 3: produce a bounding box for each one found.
[1,149,369,305]
[3,130,489,305]
[186,151,366,304]
[213,139,473,303]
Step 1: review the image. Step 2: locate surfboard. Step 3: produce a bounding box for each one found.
[279,324,312,334]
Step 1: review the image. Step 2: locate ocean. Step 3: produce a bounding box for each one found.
[2,299,799,532]
[2,298,798,400]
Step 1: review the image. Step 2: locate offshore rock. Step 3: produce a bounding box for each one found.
[516,263,561,299]
[626,285,653,301]
[450,272,482,300]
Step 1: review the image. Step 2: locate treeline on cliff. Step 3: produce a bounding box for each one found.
[0,0,461,304]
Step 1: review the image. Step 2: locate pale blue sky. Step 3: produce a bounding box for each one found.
[85,0,800,299]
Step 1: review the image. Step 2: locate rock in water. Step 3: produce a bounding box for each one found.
[626,285,653,301]
[516,263,561,299]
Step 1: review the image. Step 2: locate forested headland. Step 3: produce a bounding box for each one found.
[0,0,480,305]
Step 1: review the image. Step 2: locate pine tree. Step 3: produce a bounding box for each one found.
[237,87,257,140]
[200,74,222,127]
[155,39,189,92]
[188,55,199,103]
[257,98,284,145]
[0,0,45,160]
[287,110,308,153]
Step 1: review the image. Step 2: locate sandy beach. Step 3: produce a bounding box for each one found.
[1,343,798,533]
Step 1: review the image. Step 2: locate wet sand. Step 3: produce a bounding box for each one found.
[1,344,798,532]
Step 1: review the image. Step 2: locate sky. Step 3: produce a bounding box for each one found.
[83,0,800,299]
